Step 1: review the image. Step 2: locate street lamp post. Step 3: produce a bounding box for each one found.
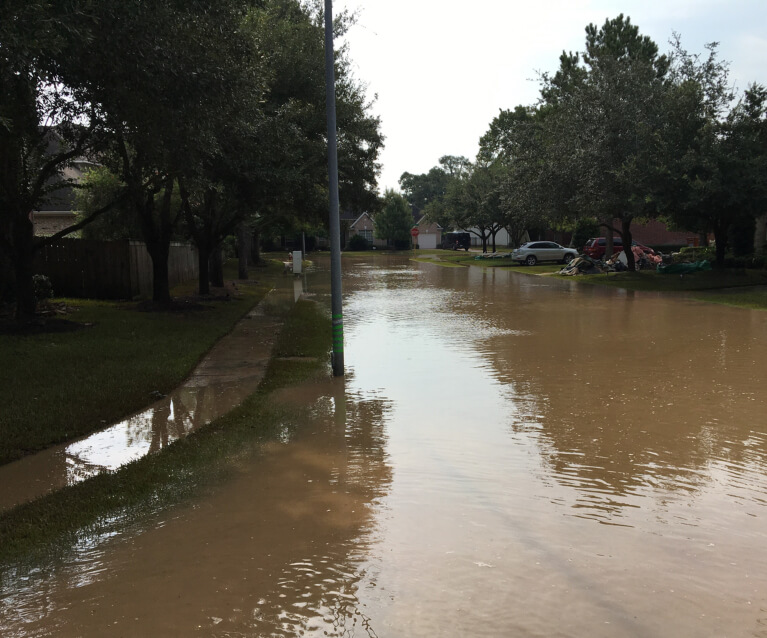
[324,0,344,376]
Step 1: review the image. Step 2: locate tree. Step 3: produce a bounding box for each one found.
[663,39,767,267]
[399,167,450,217]
[79,0,265,303]
[402,155,471,230]
[75,167,142,241]
[0,1,104,321]
[444,162,504,253]
[231,0,382,263]
[480,105,551,247]
[374,190,413,247]
[539,15,671,270]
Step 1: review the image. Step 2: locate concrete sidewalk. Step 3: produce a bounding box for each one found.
[0,281,302,513]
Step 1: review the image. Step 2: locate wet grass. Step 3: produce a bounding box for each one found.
[546,268,767,310]
[0,261,282,466]
[691,289,767,310]
[411,257,467,268]
[553,268,767,295]
[0,298,331,569]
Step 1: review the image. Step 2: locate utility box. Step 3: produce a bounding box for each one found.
[292,250,302,274]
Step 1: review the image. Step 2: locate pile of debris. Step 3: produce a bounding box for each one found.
[559,247,665,276]
[559,255,605,275]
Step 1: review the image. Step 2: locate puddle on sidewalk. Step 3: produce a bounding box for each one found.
[0,278,309,513]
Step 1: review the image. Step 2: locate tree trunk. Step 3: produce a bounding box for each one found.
[713,222,727,268]
[13,251,36,322]
[198,244,211,295]
[754,213,767,255]
[491,231,497,253]
[603,218,614,260]
[134,178,175,304]
[146,239,171,303]
[252,229,261,265]
[620,218,635,271]
[209,247,224,288]
[12,214,37,322]
[237,223,249,279]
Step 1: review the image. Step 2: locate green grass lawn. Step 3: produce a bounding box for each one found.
[0,261,283,465]
[0,297,331,567]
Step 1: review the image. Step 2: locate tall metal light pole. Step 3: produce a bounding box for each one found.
[324,0,344,376]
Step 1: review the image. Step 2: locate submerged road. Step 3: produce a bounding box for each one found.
[2,255,767,637]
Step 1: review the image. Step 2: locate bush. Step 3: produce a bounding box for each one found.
[32,274,54,302]
[347,234,369,251]
[724,254,766,269]
[676,246,716,263]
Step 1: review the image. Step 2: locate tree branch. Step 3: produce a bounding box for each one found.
[34,189,132,250]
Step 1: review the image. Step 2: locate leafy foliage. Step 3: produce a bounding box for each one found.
[374,190,414,245]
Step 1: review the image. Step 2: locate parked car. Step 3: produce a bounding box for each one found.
[583,237,656,259]
[442,232,471,251]
[511,241,577,266]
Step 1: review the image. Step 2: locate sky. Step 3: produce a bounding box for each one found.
[334,0,767,193]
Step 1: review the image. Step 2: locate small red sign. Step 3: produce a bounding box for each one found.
[410,227,420,237]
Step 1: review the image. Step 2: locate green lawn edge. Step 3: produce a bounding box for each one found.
[549,268,767,309]
[0,261,284,466]
[406,250,767,309]
[0,297,331,570]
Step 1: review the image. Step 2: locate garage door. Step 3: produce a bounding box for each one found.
[418,233,437,249]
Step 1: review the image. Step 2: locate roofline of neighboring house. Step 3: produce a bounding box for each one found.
[350,211,372,228]
[416,215,441,228]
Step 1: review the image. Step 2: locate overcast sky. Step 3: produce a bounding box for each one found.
[334,0,767,193]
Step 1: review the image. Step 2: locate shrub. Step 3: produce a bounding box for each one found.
[724,254,766,269]
[347,234,369,251]
[676,246,716,262]
[32,274,54,302]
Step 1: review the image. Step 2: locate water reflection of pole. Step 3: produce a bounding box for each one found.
[325,0,344,377]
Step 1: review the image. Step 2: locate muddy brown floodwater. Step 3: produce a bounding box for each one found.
[2,255,767,637]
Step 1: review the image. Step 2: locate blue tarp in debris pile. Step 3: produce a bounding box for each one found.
[656,260,712,274]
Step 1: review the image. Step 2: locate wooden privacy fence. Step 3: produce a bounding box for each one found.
[34,239,198,299]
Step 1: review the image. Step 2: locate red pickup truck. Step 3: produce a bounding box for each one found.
[583,237,656,259]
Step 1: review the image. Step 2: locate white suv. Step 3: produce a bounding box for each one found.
[511,242,577,266]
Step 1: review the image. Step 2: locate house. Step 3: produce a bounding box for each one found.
[347,212,388,249]
[415,216,442,249]
[32,129,98,237]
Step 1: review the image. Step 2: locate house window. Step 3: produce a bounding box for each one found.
[358,230,373,242]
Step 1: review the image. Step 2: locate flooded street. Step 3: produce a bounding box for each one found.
[2,256,767,637]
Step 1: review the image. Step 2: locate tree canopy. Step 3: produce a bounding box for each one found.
[402,15,766,270]
[0,0,383,313]
[374,190,414,246]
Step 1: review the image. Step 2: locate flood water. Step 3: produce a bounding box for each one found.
[2,256,767,637]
